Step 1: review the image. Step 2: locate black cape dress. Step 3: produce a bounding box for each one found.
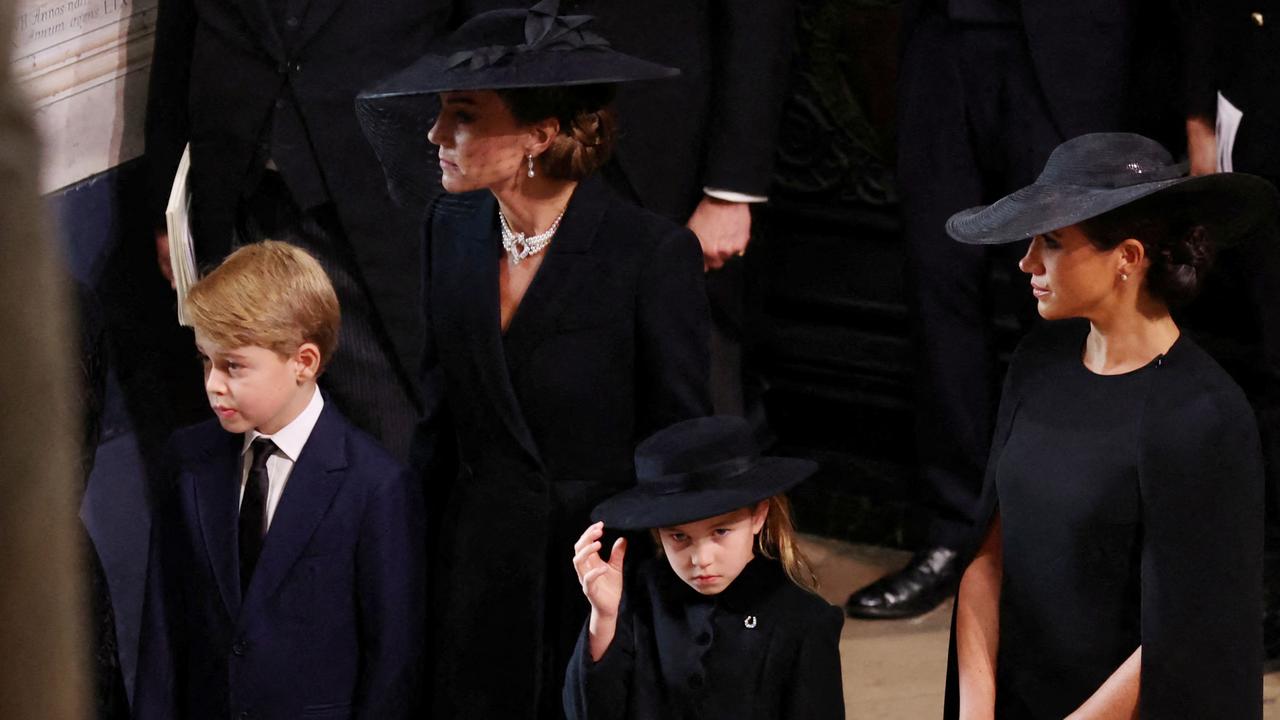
[944,319,1264,719]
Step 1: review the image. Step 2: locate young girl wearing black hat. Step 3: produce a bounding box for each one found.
[564,416,845,720]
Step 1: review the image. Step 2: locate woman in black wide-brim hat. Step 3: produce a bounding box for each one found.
[356,3,711,718]
[945,132,1279,719]
[565,415,845,719]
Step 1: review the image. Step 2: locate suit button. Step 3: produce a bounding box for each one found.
[238,712,251,720]
[688,673,703,689]
[290,62,302,74]
[285,15,300,27]
[275,99,286,110]
[695,632,711,646]
[232,640,247,656]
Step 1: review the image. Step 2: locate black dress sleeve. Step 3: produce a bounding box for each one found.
[1137,369,1264,718]
[1174,0,1220,120]
[409,203,457,485]
[563,612,636,720]
[780,604,845,719]
[634,225,713,437]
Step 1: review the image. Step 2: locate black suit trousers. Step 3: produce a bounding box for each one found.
[235,172,418,459]
[897,14,1062,547]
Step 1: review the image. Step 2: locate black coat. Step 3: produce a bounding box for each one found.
[145,0,451,372]
[563,556,845,720]
[414,176,712,718]
[456,0,796,220]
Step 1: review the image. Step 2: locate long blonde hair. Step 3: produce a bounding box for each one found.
[756,494,819,592]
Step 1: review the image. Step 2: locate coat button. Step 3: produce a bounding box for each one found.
[275,99,286,110]
[238,712,251,720]
[232,639,247,656]
[688,673,703,689]
[285,15,300,27]
[290,62,302,74]
[695,632,711,646]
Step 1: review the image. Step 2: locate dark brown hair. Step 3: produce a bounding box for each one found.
[497,84,618,181]
[1077,193,1216,308]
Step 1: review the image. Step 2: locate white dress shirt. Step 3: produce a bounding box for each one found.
[238,387,324,530]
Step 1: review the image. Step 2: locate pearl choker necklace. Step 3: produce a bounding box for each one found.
[499,208,565,265]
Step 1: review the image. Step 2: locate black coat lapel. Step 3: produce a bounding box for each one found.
[436,193,543,464]
[501,177,609,366]
[232,0,286,61]
[242,404,348,608]
[290,0,345,54]
[192,432,247,618]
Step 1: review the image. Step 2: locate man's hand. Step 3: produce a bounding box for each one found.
[155,227,176,289]
[1186,116,1218,177]
[687,196,752,271]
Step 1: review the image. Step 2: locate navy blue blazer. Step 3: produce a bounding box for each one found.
[134,402,426,720]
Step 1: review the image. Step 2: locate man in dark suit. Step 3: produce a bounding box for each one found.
[134,243,426,718]
[846,0,1157,619]
[455,0,796,425]
[145,0,453,459]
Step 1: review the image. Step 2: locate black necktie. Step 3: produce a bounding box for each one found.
[239,438,276,595]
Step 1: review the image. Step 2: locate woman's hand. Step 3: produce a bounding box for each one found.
[573,522,627,661]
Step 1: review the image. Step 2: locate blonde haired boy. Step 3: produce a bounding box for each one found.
[135,241,425,719]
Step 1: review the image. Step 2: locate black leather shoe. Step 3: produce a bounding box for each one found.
[844,546,962,620]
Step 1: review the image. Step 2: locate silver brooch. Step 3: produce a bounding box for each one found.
[744,615,757,629]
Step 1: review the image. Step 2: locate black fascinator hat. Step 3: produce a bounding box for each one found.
[591,416,819,531]
[946,133,1277,246]
[356,0,679,206]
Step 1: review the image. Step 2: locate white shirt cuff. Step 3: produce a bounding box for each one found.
[703,187,768,204]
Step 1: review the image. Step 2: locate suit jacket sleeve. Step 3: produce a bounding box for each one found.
[563,612,635,720]
[701,0,796,196]
[781,605,845,719]
[133,442,184,719]
[1137,376,1264,718]
[145,0,198,221]
[354,466,429,718]
[635,226,712,437]
[1175,0,1221,120]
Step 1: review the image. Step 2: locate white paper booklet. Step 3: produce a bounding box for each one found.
[165,144,199,326]
[1216,91,1244,173]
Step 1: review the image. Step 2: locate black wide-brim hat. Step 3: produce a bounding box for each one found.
[947,133,1279,245]
[355,0,679,207]
[592,416,819,531]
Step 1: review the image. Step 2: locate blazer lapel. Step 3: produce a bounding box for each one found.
[438,193,544,465]
[288,0,345,54]
[192,432,247,619]
[242,404,348,607]
[231,0,286,61]
[501,176,608,366]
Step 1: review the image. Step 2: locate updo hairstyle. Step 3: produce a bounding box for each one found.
[497,84,618,182]
[1078,194,1216,308]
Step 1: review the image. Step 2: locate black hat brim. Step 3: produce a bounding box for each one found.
[947,172,1279,246]
[590,456,819,531]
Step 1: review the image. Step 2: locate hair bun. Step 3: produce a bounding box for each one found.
[1150,225,1214,307]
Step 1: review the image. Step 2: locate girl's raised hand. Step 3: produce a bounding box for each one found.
[572,521,627,619]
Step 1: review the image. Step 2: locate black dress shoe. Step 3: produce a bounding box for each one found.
[844,546,962,620]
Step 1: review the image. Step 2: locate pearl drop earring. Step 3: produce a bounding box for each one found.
[527,153,535,178]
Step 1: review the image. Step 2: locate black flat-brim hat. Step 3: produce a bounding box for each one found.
[591,416,819,531]
[947,133,1278,245]
[355,0,679,206]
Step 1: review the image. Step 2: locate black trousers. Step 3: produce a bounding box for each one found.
[236,171,418,460]
[897,14,1063,548]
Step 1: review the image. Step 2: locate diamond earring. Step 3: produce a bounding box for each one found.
[527,153,535,178]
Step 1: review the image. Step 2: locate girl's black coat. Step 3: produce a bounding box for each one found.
[413,176,712,718]
[564,556,845,720]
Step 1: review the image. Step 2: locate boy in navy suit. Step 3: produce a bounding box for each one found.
[135,241,426,719]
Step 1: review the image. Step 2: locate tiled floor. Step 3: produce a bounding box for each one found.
[798,535,1280,719]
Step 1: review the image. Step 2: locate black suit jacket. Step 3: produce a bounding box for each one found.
[1179,0,1280,177]
[563,557,845,720]
[900,0,1143,139]
[414,176,712,718]
[134,403,427,719]
[145,0,451,371]
[456,0,795,220]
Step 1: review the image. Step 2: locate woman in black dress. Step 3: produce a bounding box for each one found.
[357,3,711,718]
[943,133,1278,719]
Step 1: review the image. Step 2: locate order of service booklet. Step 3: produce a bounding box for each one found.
[166,144,199,326]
